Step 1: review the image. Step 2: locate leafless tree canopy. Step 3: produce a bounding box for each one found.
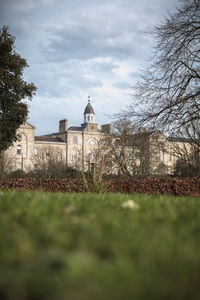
[0,152,15,179]
[129,0,200,133]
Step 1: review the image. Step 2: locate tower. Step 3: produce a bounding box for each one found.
[84,96,95,124]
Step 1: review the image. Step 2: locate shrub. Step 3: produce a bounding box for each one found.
[8,170,26,179]
[0,177,200,196]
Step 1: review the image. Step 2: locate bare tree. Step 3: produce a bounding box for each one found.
[105,118,143,177]
[104,118,168,178]
[169,120,200,176]
[69,119,169,181]
[70,138,113,192]
[128,0,200,133]
[31,146,72,179]
[0,152,15,179]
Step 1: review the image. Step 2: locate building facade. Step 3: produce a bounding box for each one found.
[5,99,112,173]
[4,99,192,176]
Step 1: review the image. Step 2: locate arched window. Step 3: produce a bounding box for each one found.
[88,150,92,159]
[46,149,50,157]
[72,149,77,157]
[58,149,62,159]
[73,136,77,144]
[16,163,22,170]
[17,145,21,155]
[17,134,22,141]
[89,140,96,145]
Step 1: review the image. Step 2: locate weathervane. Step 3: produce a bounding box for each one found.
[88,95,90,103]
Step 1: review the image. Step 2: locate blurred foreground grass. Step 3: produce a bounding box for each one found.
[0,191,200,300]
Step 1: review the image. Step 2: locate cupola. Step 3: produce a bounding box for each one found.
[84,96,95,123]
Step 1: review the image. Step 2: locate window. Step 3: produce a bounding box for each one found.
[115,139,121,146]
[16,163,22,170]
[169,152,172,161]
[73,136,77,144]
[169,145,172,161]
[34,164,38,171]
[168,166,172,174]
[58,149,62,158]
[106,166,111,174]
[34,148,38,156]
[72,150,77,157]
[46,149,50,157]
[91,116,93,122]
[90,163,95,173]
[155,150,160,158]
[17,134,22,141]
[87,116,90,122]
[88,150,92,159]
[17,145,21,155]
[128,152,133,160]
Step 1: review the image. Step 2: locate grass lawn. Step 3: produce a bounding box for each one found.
[0,191,200,300]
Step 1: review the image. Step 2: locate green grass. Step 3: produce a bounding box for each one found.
[0,191,200,300]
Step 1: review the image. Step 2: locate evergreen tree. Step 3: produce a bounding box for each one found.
[0,26,36,151]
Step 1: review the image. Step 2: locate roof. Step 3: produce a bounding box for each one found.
[19,121,35,129]
[26,121,35,129]
[84,100,95,114]
[167,136,191,143]
[68,126,83,132]
[35,136,65,143]
[112,129,165,147]
[112,131,154,147]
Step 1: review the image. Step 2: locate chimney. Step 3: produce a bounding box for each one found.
[101,124,112,134]
[59,119,68,132]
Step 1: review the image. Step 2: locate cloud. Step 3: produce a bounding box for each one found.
[38,2,154,63]
[114,82,130,90]
[0,0,180,134]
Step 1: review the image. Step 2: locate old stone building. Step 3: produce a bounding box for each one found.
[5,99,111,173]
[4,99,193,176]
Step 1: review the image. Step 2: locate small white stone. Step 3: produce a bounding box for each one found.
[121,200,140,210]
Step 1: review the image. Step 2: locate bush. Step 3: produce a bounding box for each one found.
[106,177,200,197]
[26,166,82,179]
[8,170,26,179]
[0,177,200,196]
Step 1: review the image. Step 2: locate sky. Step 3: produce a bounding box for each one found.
[0,0,180,135]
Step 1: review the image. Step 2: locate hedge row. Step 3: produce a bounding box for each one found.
[0,177,200,196]
[0,178,86,193]
[106,178,200,197]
